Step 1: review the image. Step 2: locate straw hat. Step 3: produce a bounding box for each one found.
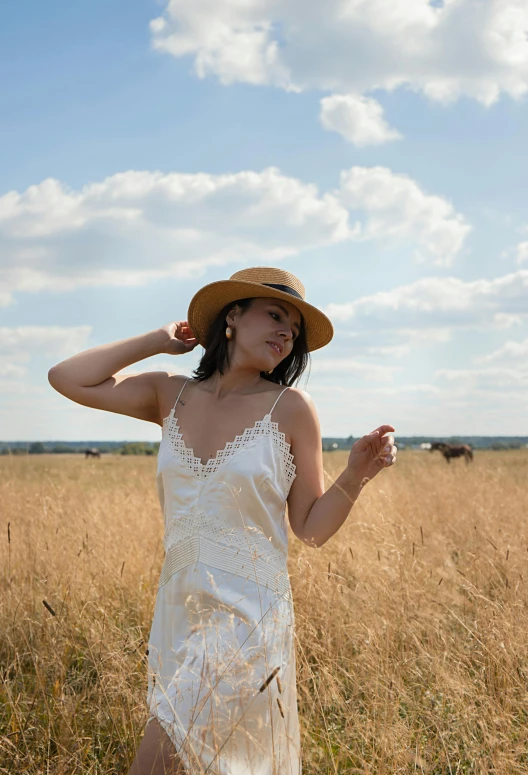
[187,267,334,352]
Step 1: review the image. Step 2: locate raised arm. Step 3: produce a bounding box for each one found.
[47,322,198,426]
[286,390,396,549]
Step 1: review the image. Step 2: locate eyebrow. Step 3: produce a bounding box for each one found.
[270,302,301,334]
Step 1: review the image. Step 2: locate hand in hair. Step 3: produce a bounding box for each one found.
[159,321,200,356]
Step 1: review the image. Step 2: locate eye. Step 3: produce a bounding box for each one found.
[269,310,297,340]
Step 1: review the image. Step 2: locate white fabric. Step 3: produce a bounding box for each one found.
[147,379,302,774]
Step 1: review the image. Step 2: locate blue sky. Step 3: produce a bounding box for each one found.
[1,0,527,441]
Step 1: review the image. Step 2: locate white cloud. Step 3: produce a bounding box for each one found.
[0,326,92,384]
[0,326,92,356]
[151,0,528,121]
[310,356,400,381]
[436,365,528,391]
[326,270,528,329]
[338,166,470,266]
[492,312,523,328]
[308,379,528,437]
[0,380,47,396]
[319,94,402,146]
[334,327,451,360]
[0,362,26,378]
[476,336,528,363]
[516,240,528,264]
[0,168,350,306]
[0,166,469,305]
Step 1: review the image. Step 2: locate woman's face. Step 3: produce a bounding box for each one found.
[227,296,302,373]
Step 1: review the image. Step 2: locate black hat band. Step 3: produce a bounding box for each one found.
[262,283,303,301]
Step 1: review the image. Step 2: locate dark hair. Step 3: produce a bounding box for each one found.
[192,298,310,386]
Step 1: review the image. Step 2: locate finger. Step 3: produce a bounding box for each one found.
[370,424,395,437]
[387,444,398,464]
[376,449,393,464]
[355,428,378,447]
[377,442,397,463]
[378,448,396,465]
[366,429,380,455]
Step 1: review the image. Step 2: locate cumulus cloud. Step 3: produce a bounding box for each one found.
[150,0,528,128]
[326,270,528,329]
[453,336,528,402]
[0,326,92,382]
[516,240,528,264]
[0,362,26,378]
[492,312,523,328]
[332,327,451,360]
[319,94,402,146]
[436,365,528,392]
[0,166,468,305]
[475,336,528,363]
[338,166,470,266]
[0,326,92,355]
[0,168,350,306]
[310,356,400,382]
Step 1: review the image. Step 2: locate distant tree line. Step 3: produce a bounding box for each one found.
[0,441,161,456]
[1,436,527,456]
[322,436,528,451]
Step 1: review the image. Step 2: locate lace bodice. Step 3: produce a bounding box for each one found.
[162,410,296,485]
[156,379,297,599]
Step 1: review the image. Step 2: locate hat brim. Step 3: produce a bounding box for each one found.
[187,279,333,353]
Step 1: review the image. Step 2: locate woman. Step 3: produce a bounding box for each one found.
[48,266,396,775]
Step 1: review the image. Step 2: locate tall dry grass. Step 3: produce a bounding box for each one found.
[1,449,528,774]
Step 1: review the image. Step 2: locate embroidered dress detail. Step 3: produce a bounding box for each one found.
[163,412,297,492]
[159,505,292,599]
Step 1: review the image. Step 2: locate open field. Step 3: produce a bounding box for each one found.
[2,449,528,774]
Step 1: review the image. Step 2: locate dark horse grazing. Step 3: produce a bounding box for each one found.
[430,442,473,464]
[85,448,101,459]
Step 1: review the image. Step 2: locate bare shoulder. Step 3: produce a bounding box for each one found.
[155,372,191,424]
[275,387,319,445]
[280,386,317,418]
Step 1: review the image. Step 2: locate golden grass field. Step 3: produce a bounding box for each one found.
[2,449,528,774]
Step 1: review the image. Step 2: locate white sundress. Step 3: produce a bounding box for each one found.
[147,377,302,775]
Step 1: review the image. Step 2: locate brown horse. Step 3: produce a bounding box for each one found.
[430,442,473,464]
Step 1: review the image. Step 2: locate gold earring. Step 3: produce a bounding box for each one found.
[266,369,273,375]
[225,326,233,340]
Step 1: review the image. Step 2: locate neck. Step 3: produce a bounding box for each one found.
[202,367,265,400]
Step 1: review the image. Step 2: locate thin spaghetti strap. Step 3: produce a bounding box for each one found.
[268,386,290,417]
[171,377,192,415]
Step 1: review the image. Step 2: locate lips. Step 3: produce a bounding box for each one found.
[267,341,283,355]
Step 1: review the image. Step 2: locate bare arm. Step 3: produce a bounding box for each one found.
[47,322,198,426]
[286,391,396,549]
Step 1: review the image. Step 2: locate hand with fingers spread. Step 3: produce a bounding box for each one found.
[159,321,200,356]
[347,424,397,489]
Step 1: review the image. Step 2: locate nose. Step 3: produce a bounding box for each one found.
[277,327,293,344]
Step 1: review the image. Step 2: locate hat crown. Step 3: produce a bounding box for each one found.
[228,267,306,300]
